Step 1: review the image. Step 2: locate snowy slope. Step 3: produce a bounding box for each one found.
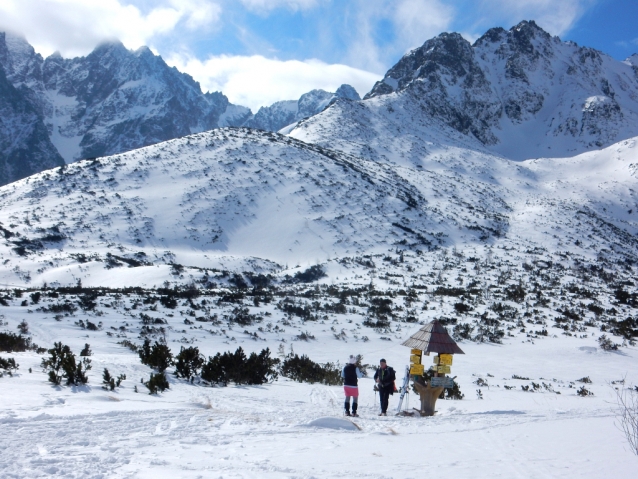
[0,126,635,291]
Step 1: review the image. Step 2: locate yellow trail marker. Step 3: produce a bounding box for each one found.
[439,354,453,365]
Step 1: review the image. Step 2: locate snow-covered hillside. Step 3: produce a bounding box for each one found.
[0,125,637,473]
[0,127,636,289]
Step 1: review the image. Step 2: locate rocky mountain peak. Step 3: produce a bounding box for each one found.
[0,33,251,179]
[359,20,638,159]
[365,32,474,99]
[243,84,361,133]
[334,84,360,101]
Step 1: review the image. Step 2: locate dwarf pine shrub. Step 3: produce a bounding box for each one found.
[145,372,169,394]
[174,346,204,380]
[279,354,340,385]
[200,347,278,386]
[138,339,173,372]
[41,342,92,385]
[102,368,126,390]
[0,356,18,377]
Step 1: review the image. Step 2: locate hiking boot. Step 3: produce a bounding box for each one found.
[345,411,351,416]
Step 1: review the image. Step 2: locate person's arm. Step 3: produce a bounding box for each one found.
[356,367,363,378]
[341,366,346,379]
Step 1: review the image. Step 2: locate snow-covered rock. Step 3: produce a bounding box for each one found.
[244,84,361,132]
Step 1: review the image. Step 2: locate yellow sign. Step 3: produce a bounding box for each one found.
[433,356,439,364]
[410,355,421,364]
[439,354,453,366]
[437,365,451,374]
[410,364,425,375]
[410,349,422,356]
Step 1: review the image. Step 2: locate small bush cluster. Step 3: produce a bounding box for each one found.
[41,342,92,385]
[102,368,126,390]
[598,334,620,351]
[145,372,169,394]
[201,347,278,386]
[0,356,18,377]
[577,385,594,396]
[0,332,31,352]
[279,354,341,385]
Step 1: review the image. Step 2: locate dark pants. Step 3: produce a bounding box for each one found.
[379,387,391,413]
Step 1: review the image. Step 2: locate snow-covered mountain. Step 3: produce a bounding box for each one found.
[307,20,638,161]
[0,126,635,289]
[243,84,360,132]
[0,32,250,177]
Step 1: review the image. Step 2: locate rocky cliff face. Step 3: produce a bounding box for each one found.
[244,84,360,132]
[0,64,64,185]
[0,32,251,169]
[363,21,638,159]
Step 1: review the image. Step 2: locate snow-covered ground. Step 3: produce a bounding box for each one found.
[1,321,636,478]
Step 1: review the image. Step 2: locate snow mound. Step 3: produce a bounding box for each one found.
[302,417,360,431]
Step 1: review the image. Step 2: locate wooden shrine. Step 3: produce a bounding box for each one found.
[400,320,464,416]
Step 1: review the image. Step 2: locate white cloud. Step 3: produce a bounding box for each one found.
[478,0,596,37]
[393,0,454,52]
[166,53,381,111]
[0,0,221,58]
[341,0,454,73]
[238,0,320,13]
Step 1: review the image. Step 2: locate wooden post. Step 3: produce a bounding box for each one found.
[413,380,444,416]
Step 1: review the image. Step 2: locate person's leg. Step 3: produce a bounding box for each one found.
[352,396,358,416]
[380,389,389,414]
[344,394,351,415]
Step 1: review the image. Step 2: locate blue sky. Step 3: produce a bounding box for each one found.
[0,0,636,111]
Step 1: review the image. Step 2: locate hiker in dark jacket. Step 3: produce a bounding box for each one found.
[341,355,363,416]
[373,358,395,416]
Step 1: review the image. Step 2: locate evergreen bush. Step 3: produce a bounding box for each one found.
[0,356,18,377]
[138,339,173,372]
[0,332,31,352]
[102,368,126,390]
[279,354,341,385]
[200,347,278,386]
[145,372,169,394]
[174,346,204,380]
[41,342,92,385]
